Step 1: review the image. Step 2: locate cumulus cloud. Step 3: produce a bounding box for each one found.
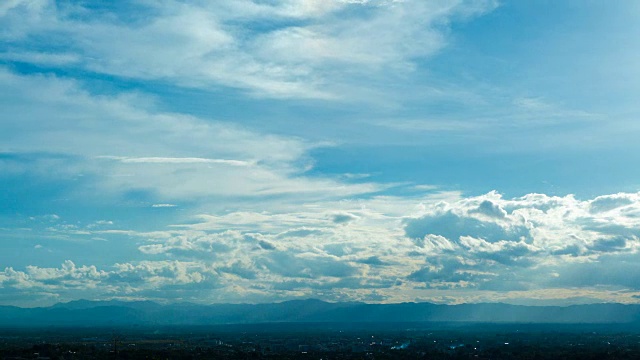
[257,240,277,250]
[137,230,241,257]
[72,191,635,303]
[277,228,326,238]
[404,210,532,245]
[589,193,639,213]
[5,184,640,305]
[471,200,508,218]
[0,260,223,303]
[398,191,640,294]
[257,252,359,279]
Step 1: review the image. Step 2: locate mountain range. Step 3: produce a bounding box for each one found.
[2,299,640,327]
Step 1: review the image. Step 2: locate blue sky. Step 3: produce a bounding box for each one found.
[2,0,640,307]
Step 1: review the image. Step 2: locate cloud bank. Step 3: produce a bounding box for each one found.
[4,191,640,306]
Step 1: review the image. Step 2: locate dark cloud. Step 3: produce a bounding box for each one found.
[546,253,640,289]
[277,228,325,238]
[477,279,531,292]
[471,200,507,218]
[589,237,627,253]
[590,194,634,213]
[218,261,257,279]
[407,257,494,286]
[357,256,388,266]
[551,244,583,256]
[404,210,531,244]
[258,240,276,250]
[473,240,539,266]
[257,252,358,279]
[332,213,358,224]
[579,221,640,239]
[271,277,394,291]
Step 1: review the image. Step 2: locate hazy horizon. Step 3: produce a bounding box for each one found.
[6,299,640,328]
[2,1,640,309]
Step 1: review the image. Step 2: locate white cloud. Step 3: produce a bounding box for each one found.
[31,191,620,303]
[8,189,640,305]
[400,191,640,293]
[152,204,177,208]
[0,260,221,303]
[100,156,255,167]
[0,188,640,304]
[589,192,639,213]
[331,212,359,224]
[0,0,497,99]
[0,68,380,202]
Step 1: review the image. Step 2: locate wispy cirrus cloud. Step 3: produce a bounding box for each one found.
[99,156,255,167]
[0,0,497,99]
[0,68,381,203]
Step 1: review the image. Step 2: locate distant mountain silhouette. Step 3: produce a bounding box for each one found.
[2,299,640,327]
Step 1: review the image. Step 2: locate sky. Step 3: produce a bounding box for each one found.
[2,0,640,307]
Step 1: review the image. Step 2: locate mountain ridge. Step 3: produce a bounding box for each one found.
[2,299,640,327]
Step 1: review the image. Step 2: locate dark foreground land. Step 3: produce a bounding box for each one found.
[2,323,640,359]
